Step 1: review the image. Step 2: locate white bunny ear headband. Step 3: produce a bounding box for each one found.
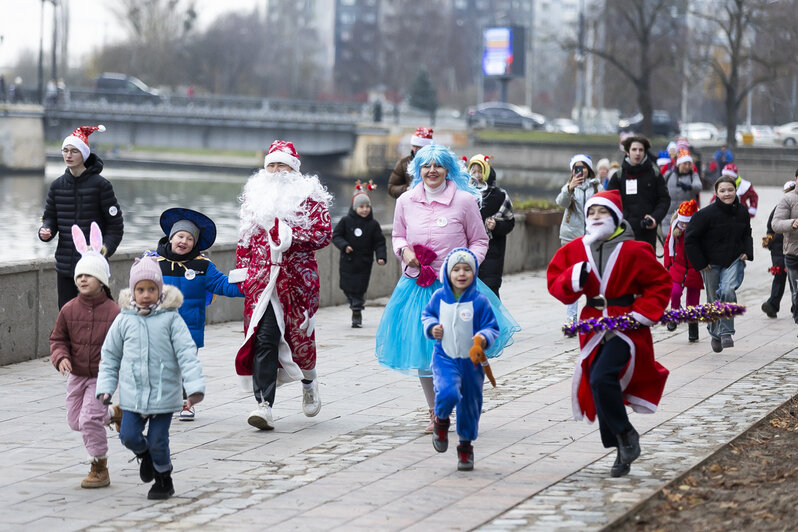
[72,221,104,255]
[72,222,111,279]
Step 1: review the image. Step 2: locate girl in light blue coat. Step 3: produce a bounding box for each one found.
[555,154,602,323]
[97,256,205,501]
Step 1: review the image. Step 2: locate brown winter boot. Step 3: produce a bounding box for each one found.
[81,457,110,488]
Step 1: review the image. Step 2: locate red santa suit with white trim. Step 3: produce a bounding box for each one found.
[547,189,670,477]
[233,140,332,427]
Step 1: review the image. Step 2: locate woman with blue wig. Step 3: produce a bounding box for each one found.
[375,144,520,432]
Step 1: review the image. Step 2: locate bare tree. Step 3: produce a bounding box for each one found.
[563,0,684,137]
[692,0,798,146]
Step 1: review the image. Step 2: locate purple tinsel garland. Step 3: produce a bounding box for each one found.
[561,302,746,337]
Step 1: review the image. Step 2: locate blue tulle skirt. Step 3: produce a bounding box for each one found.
[375,276,520,377]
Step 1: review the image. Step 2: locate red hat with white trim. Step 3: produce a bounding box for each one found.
[722,163,738,178]
[411,127,433,147]
[263,140,301,172]
[584,189,623,226]
[62,124,105,162]
[677,199,698,223]
[676,149,693,166]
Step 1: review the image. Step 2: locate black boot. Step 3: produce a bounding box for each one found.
[688,323,699,343]
[610,448,630,477]
[147,468,175,500]
[666,321,677,332]
[616,427,640,466]
[136,450,154,483]
[457,441,474,471]
[432,416,450,452]
[351,310,362,328]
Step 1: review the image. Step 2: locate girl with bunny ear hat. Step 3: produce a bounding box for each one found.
[73,222,112,296]
[49,220,122,489]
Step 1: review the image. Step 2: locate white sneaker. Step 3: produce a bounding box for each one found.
[302,381,322,417]
[247,403,274,430]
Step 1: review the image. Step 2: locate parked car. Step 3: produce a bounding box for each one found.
[466,102,546,130]
[92,73,163,104]
[774,122,798,146]
[618,110,679,137]
[733,125,779,146]
[680,122,719,141]
[547,118,580,134]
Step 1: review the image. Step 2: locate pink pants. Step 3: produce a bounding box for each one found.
[671,282,700,309]
[65,374,110,458]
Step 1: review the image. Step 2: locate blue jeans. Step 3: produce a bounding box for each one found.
[119,411,173,473]
[701,260,745,339]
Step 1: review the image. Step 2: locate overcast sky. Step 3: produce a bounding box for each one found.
[0,0,266,70]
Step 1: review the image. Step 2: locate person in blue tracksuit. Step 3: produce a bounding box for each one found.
[145,208,242,420]
[421,248,500,471]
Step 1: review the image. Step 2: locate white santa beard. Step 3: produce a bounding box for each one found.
[583,217,617,245]
[238,169,332,246]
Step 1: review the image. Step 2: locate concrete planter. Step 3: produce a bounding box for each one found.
[524,209,563,227]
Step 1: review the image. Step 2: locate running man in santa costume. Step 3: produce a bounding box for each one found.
[232,140,333,430]
[547,189,671,477]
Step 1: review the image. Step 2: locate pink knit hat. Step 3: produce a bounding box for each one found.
[129,256,163,294]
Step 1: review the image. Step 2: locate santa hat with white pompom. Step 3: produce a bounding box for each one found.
[62,124,106,162]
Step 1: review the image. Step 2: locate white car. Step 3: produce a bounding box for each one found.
[680,122,719,141]
[774,122,798,146]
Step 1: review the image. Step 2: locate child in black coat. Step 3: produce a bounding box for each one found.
[332,181,387,327]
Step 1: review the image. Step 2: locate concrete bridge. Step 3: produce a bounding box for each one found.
[44,97,368,156]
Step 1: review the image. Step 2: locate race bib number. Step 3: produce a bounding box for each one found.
[625,180,638,195]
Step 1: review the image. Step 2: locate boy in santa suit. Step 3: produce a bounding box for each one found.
[232,140,333,430]
[547,190,671,477]
[718,163,758,218]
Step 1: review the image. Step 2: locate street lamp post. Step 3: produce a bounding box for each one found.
[38,0,45,103]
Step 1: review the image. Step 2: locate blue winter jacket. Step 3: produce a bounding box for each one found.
[421,248,500,360]
[145,240,243,348]
[97,286,205,415]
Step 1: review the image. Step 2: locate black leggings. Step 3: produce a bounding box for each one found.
[252,303,280,406]
[57,275,79,309]
[589,336,635,448]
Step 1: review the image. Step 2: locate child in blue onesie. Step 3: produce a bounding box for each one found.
[421,247,500,471]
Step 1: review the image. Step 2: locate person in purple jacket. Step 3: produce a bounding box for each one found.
[375,144,519,433]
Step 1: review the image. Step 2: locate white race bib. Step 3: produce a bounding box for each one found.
[625,179,638,195]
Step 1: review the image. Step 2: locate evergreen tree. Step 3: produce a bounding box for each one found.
[408,68,438,124]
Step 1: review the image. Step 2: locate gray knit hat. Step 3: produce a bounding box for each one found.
[169,219,200,243]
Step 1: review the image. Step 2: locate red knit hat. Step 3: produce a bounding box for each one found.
[263,140,300,171]
[62,124,105,161]
[722,163,738,178]
[411,127,433,147]
[676,199,698,223]
[584,189,623,225]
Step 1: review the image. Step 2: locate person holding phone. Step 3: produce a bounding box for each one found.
[555,154,602,323]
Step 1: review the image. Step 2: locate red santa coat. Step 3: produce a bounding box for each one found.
[547,235,671,422]
[235,198,332,383]
[664,221,704,290]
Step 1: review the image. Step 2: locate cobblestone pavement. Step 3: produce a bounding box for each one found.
[0,187,794,531]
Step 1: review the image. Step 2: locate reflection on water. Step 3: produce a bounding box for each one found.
[0,164,553,264]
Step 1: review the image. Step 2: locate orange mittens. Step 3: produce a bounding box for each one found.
[469,334,485,366]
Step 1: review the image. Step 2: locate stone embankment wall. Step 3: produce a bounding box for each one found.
[0,216,557,366]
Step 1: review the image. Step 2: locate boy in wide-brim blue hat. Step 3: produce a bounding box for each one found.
[144,207,244,420]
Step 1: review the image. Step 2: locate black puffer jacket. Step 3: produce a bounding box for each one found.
[39,154,124,276]
[478,168,515,291]
[606,156,670,243]
[685,197,753,271]
[332,208,387,294]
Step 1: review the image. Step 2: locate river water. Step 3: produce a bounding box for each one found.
[0,163,554,264]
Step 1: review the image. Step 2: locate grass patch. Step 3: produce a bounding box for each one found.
[473,130,619,145]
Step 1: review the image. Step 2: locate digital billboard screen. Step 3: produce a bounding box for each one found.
[482,26,525,78]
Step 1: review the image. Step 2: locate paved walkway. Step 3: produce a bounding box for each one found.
[1,187,796,531]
